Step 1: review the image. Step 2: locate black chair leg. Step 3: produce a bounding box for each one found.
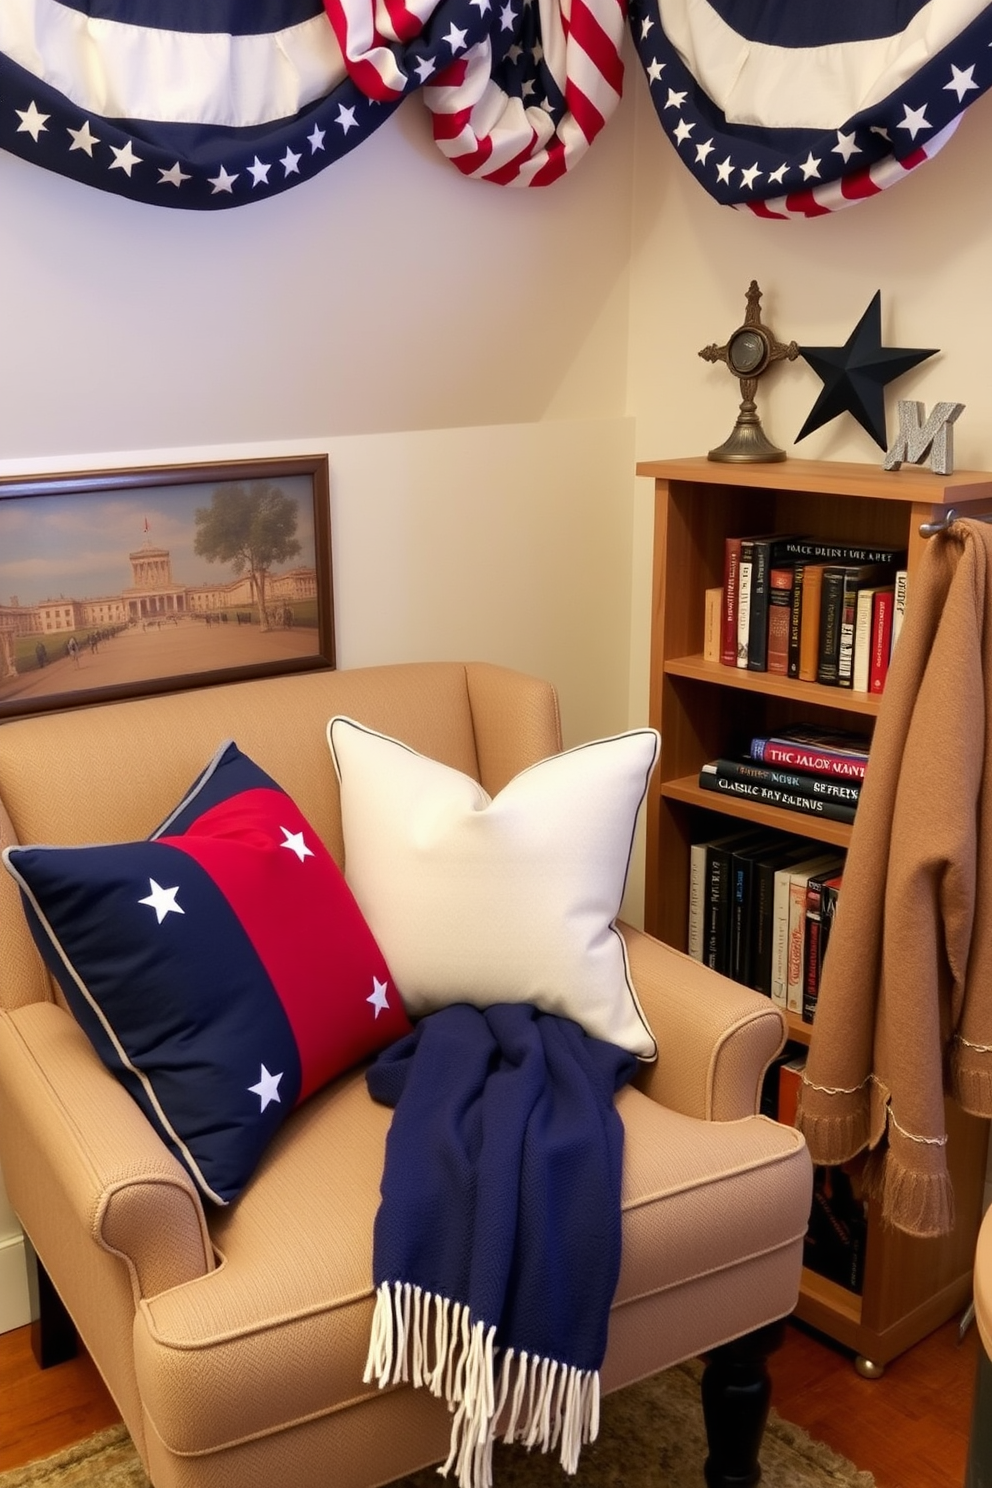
[700,1319,786,1488]
[25,1238,78,1370]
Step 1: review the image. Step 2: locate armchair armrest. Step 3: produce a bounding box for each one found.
[0,1002,213,1303]
[619,923,787,1122]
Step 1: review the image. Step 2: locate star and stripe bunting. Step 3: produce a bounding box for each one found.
[2,1,992,209]
[0,0,624,206]
[629,0,992,216]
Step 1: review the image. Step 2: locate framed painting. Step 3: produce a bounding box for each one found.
[0,454,334,722]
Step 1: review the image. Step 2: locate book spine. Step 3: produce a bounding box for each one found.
[852,586,876,693]
[836,573,861,689]
[785,875,808,1015]
[798,565,825,682]
[748,738,868,781]
[751,858,780,994]
[746,540,772,672]
[870,588,895,694]
[766,568,793,676]
[704,845,733,974]
[698,769,857,823]
[802,880,824,1023]
[770,867,793,1007]
[787,565,804,678]
[688,842,707,961]
[736,541,753,669]
[703,586,722,663]
[702,759,861,803]
[820,876,843,971]
[816,569,845,685]
[892,569,908,655]
[778,540,907,566]
[721,538,742,666]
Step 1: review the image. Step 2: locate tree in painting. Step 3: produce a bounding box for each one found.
[194,482,301,631]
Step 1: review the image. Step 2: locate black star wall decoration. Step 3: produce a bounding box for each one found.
[795,292,938,450]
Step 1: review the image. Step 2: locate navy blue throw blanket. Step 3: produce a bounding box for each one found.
[363,1002,637,1488]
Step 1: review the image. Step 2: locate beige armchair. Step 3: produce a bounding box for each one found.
[0,662,812,1488]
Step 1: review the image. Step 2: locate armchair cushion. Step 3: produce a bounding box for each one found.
[2,740,411,1204]
[327,717,659,1059]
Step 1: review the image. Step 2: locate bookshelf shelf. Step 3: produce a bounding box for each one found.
[660,776,853,848]
[639,454,992,1371]
[663,654,883,717]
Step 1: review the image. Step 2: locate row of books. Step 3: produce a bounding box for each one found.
[760,1052,867,1294]
[719,533,908,693]
[688,823,845,1022]
[698,724,870,827]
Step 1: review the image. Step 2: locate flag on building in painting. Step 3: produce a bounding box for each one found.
[1,1,992,212]
[628,0,992,218]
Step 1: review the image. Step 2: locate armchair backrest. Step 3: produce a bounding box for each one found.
[0,661,562,1012]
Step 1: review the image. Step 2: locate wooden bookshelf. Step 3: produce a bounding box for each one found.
[638,455,992,1372]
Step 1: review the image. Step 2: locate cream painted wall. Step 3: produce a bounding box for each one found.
[0,92,635,460]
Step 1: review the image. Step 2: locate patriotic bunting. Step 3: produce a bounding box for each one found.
[630,0,992,217]
[0,2,990,211]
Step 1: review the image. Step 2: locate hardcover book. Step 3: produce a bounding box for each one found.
[784,853,845,1014]
[699,765,858,824]
[701,758,861,805]
[779,538,907,567]
[852,585,892,693]
[766,568,794,676]
[797,563,829,682]
[721,537,742,667]
[870,587,895,693]
[702,827,773,975]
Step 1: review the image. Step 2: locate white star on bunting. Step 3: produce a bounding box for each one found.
[945,64,979,102]
[646,59,665,84]
[799,152,821,179]
[444,24,468,51]
[768,163,788,184]
[109,141,142,175]
[209,165,238,193]
[139,879,184,924]
[249,1065,283,1112]
[336,104,359,132]
[899,103,931,138]
[368,978,391,1018]
[281,147,302,175]
[67,121,99,155]
[673,118,694,145]
[716,156,733,184]
[16,102,49,141]
[308,125,326,152]
[695,138,714,164]
[159,161,190,187]
[248,156,271,185]
[833,131,860,162]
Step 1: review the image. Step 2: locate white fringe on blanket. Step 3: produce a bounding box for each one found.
[363,1280,601,1488]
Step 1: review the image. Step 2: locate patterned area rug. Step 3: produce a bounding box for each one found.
[0,1359,874,1488]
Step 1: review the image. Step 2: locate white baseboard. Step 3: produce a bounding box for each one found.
[0,1231,33,1333]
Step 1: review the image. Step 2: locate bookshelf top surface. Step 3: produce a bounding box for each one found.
[635,456,992,506]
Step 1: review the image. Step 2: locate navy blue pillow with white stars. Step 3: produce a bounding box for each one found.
[3,741,412,1204]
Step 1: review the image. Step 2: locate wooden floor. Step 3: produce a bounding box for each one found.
[0,1313,980,1484]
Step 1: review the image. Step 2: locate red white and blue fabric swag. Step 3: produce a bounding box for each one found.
[2,2,991,210]
[0,0,625,207]
[364,1002,637,1488]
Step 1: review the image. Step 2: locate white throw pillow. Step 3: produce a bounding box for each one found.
[326,718,659,1060]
